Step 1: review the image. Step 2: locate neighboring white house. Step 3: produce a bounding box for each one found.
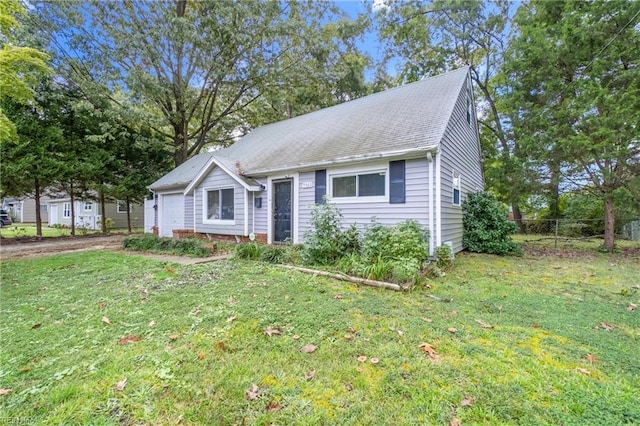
[148,67,484,254]
[48,198,144,230]
[2,195,51,223]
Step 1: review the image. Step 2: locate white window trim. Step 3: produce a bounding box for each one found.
[452,172,462,207]
[62,202,71,218]
[116,200,130,213]
[83,202,93,212]
[327,165,388,204]
[202,187,236,225]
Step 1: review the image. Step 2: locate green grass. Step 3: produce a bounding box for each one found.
[1,244,638,425]
[0,224,143,239]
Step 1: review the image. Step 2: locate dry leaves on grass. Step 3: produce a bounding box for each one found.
[246,384,260,400]
[576,368,591,375]
[448,327,457,334]
[114,378,127,391]
[461,396,474,407]
[419,342,439,360]
[169,334,179,341]
[585,353,598,364]
[422,317,433,323]
[102,316,111,325]
[118,335,141,345]
[302,344,317,353]
[305,370,316,381]
[627,303,637,312]
[266,401,282,412]
[450,416,462,426]
[599,322,614,331]
[264,327,282,337]
[475,319,494,329]
[0,388,12,396]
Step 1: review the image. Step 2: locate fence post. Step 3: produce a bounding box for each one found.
[554,219,559,248]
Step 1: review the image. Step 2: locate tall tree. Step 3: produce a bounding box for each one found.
[376,0,531,229]
[503,0,640,250]
[0,0,50,142]
[36,0,370,166]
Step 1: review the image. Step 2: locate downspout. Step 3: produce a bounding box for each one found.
[252,192,255,235]
[244,188,249,236]
[427,152,435,256]
[435,148,442,249]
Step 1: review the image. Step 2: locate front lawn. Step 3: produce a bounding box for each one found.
[1,246,638,424]
[0,224,143,239]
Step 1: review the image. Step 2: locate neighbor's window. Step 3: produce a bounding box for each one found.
[63,202,71,218]
[40,204,48,212]
[116,200,129,213]
[206,188,234,221]
[332,171,385,198]
[453,172,461,206]
[84,202,93,212]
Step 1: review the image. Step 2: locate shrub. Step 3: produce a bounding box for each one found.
[362,219,429,264]
[462,192,520,255]
[122,235,210,257]
[235,242,262,260]
[302,203,361,265]
[435,245,453,270]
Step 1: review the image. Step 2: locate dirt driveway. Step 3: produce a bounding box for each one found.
[0,234,126,260]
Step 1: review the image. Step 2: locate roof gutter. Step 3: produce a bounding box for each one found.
[243,146,438,176]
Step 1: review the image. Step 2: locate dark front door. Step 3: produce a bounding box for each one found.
[273,179,292,243]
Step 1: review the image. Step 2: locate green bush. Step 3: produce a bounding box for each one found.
[462,192,520,255]
[122,235,210,257]
[235,242,262,260]
[362,219,429,264]
[302,203,361,265]
[435,245,453,270]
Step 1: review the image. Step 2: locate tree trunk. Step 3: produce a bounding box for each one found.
[603,195,615,251]
[70,181,76,236]
[512,202,524,233]
[126,197,132,233]
[100,188,107,233]
[34,178,42,239]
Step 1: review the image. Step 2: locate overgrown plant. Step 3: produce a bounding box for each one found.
[302,202,352,265]
[463,192,520,255]
[436,245,453,270]
[122,235,210,257]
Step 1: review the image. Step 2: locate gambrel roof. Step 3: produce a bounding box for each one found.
[149,66,470,190]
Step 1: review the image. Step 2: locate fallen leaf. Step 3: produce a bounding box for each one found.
[370,357,380,364]
[450,310,458,316]
[600,322,614,331]
[98,302,107,309]
[217,341,225,349]
[585,353,598,364]
[533,322,541,328]
[396,329,404,336]
[448,327,457,334]
[344,334,352,340]
[114,378,127,391]
[169,334,179,341]
[357,355,367,362]
[418,342,438,359]
[334,294,344,299]
[345,383,353,391]
[264,326,282,337]
[118,335,141,345]
[475,319,494,328]
[197,353,205,360]
[461,396,474,407]
[292,334,300,340]
[246,383,260,400]
[102,316,111,325]
[191,308,201,316]
[0,388,12,396]
[302,343,317,353]
[148,320,156,327]
[37,307,45,312]
[576,368,591,375]
[422,317,433,323]
[627,303,637,312]
[450,416,462,426]
[356,367,363,373]
[166,267,175,274]
[19,366,32,373]
[165,345,173,350]
[31,323,42,329]
[226,315,237,323]
[266,401,282,412]
[305,370,316,381]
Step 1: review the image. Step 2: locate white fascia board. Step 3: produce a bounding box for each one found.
[184,156,261,195]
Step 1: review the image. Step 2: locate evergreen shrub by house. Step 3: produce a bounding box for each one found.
[462,192,519,255]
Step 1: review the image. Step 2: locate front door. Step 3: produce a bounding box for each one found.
[273,179,292,243]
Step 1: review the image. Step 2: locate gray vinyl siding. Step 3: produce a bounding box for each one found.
[297,158,431,240]
[104,202,144,228]
[252,178,268,234]
[184,194,194,229]
[19,197,50,223]
[194,167,246,235]
[298,171,316,239]
[438,75,484,253]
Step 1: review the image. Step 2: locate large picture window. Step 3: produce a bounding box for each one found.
[332,171,385,199]
[206,188,234,221]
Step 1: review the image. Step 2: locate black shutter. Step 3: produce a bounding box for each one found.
[389,160,405,204]
[315,169,327,204]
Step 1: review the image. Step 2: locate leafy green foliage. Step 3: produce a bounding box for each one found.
[302,203,349,265]
[235,242,262,260]
[463,192,519,255]
[362,219,428,264]
[436,245,453,270]
[122,235,210,257]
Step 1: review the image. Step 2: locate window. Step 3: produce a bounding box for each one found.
[205,188,234,221]
[83,202,93,212]
[63,202,71,218]
[40,204,48,213]
[453,172,461,206]
[331,171,385,199]
[466,98,471,124]
[116,200,129,213]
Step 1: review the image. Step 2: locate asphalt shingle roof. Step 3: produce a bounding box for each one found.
[149,67,469,190]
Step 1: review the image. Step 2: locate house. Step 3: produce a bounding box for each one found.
[2,195,51,223]
[148,67,483,254]
[48,198,144,230]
